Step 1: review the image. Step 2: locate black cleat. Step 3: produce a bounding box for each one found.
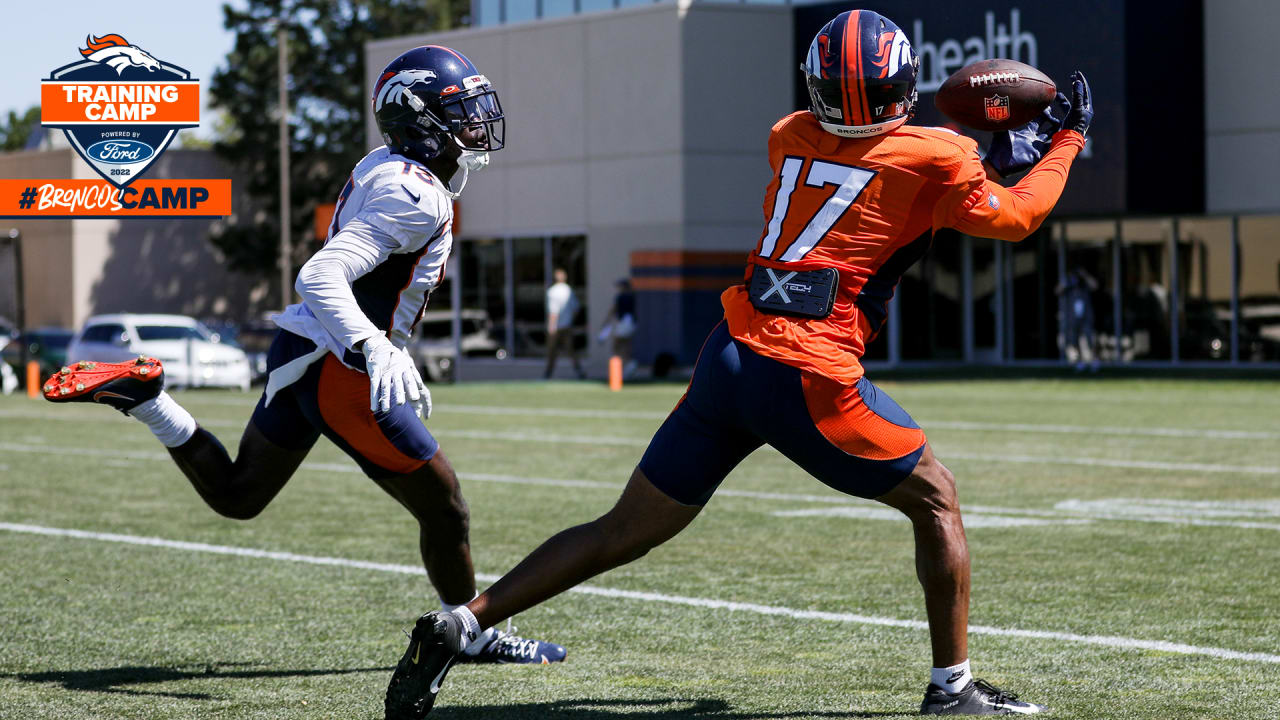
[42,357,163,414]
[921,679,1047,715]
[384,612,469,720]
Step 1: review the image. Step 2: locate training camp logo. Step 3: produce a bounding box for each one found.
[41,34,199,188]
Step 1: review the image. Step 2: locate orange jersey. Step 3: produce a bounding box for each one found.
[723,111,1084,384]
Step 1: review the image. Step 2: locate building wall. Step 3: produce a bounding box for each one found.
[0,149,76,328]
[1204,0,1280,212]
[0,148,270,331]
[366,2,792,369]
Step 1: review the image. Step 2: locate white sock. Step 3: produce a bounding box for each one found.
[931,659,972,694]
[449,606,493,656]
[441,596,493,655]
[128,391,197,448]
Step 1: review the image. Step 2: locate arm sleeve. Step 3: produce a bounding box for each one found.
[937,130,1085,242]
[294,220,398,351]
[294,180,444,350]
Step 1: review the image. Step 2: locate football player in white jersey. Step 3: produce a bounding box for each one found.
[45,46,566,669]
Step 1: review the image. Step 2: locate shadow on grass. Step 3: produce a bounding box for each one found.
[13,669,908,716]
[432,697,905,719]
[11,662,391,700]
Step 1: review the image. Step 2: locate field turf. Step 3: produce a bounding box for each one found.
[0,377,1277,719]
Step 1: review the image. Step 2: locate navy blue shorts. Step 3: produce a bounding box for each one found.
[250,330,439,479]
[638,322,926,505]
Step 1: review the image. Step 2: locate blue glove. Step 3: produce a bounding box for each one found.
[985,91,1070,178]
[1064,70,1093,135]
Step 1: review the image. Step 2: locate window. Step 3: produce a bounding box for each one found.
[458,238,507,355]
[81,323,127,345]
[504,0,536,23]
[1119,219,1173,361]
[900,231,962,361]
[542,0,577,18]
[1176,218,1233,361]
[969,237,999,357]
[512,237,547,356]
[1238,215,1280,362]
[134,325,208,342]
[475,0,501,25]
[451,235,588,360]
[1061,221,1117,364]
[1010,226,1059,359]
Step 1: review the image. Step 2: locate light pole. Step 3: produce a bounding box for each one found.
[277,21,292,309]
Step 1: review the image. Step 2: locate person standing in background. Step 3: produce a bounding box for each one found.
[1057,266,1100,372]
[544,267,585,379]
[599,278,637,378]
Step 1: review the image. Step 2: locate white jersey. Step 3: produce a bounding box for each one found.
[275,146,454,368]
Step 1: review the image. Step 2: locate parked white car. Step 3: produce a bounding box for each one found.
[68,314,251,391]
[409,310,505,381]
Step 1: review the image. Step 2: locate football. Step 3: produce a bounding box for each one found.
[933,58,1057,132]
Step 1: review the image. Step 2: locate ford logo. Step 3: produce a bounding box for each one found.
[86,140,154,165]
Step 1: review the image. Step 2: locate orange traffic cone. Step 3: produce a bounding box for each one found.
[26,361,39,399]
[608,355,623,391]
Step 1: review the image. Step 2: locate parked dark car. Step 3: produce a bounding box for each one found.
[1,327,75,377]
[231,321,281,384]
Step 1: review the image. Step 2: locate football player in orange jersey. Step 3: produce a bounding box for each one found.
[386,10,1091,717]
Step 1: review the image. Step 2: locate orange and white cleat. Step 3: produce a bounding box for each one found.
[42,356,164,414]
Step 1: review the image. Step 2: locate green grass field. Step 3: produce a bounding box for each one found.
[1,377,1278,719]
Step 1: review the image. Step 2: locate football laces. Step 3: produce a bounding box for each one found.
[967,71,1021,87]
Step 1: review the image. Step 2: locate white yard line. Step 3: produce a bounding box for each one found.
[772,507,1095,528]
[1,521,1277,665]
[439,406,1280,441]
[12,404,1273,442]
[443,404,667,420]
[940,451,1279,475]
[7,412,1277,474]
[433,428,650,446]
[923,419,1279,441]
[3,441,1279,531]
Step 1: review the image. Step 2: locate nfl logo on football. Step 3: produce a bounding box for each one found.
[983,94,1010,123]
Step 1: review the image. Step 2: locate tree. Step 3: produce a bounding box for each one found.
[208,0,468,286]
[1,106,41,152]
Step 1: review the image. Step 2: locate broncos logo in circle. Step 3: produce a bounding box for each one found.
[374,69,437,112]
[79,34,161,75]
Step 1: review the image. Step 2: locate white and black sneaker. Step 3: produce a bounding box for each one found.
[921,679,1047,715]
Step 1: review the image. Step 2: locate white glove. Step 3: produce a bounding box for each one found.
[361,335,424,414]
[413,380,433,420]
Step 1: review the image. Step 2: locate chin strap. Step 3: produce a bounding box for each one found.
[442,149,491,198]
[442,165,468,199]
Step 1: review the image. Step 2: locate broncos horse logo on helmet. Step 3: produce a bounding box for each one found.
[802,10,919,138]
[79,34,161,75]
[373,45,504,165]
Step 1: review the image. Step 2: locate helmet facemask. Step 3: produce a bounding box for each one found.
[440,89,504,152]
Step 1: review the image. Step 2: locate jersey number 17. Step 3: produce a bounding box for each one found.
[757,157,876,262]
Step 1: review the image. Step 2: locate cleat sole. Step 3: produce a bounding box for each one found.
[42,357,164,406]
